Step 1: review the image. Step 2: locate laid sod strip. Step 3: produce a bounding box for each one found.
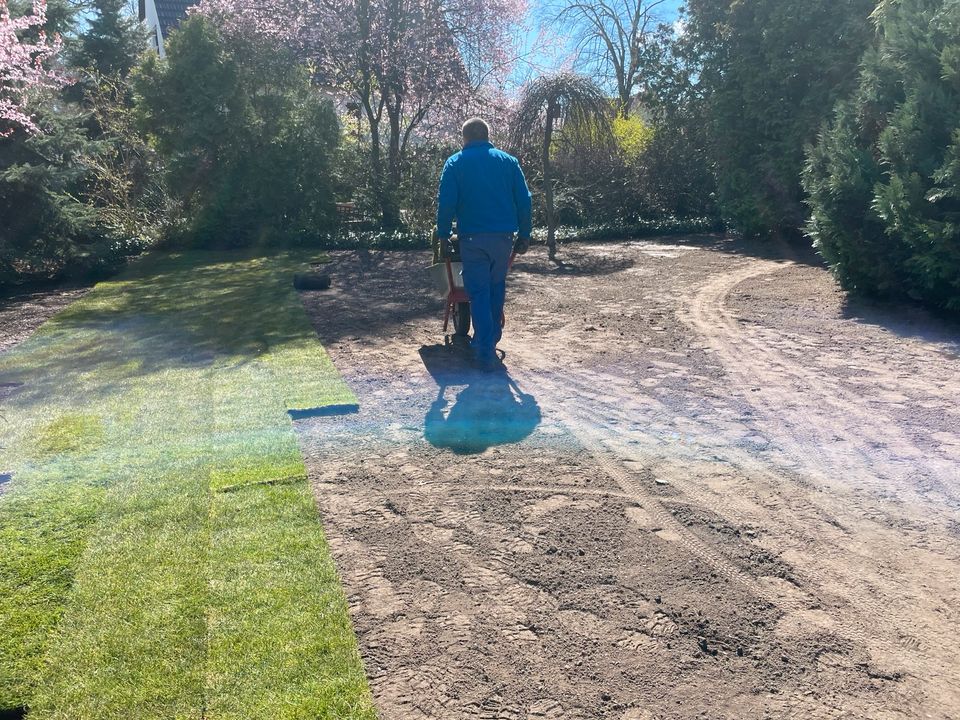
[0,251,373,718]
[208,485,375,718]
[0,316,153,708]
[204,358,373,718]
[29,375,212,718]
[0,481,107,710]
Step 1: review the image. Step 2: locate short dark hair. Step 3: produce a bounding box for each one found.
[461,117,490,142]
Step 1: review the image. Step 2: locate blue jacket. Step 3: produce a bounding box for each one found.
[436,141,532,239]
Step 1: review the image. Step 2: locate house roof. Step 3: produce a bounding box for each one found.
[155,0,195,39]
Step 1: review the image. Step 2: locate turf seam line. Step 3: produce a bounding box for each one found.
[215,473,308,493]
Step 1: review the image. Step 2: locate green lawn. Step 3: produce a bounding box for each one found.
[0,252,375,719]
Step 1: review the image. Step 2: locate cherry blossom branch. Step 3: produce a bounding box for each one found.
[0,0,66,136]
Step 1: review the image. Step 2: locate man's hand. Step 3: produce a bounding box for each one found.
[435,230,455,259]
[442,235,457,258]
[513,235,531,255]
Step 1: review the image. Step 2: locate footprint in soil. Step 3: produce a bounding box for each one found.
[419,344,541,455]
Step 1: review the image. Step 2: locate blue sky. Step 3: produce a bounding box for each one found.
[511,0,685,88]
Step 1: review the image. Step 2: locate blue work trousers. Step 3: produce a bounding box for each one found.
[460,233,514,361]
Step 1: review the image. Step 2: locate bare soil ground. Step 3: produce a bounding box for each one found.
[296,236,960,720]
[0,285,89,354]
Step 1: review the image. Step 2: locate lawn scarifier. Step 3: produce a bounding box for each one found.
[0,252,375,719]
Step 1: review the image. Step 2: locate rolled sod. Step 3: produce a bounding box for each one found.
[293,272,331,290]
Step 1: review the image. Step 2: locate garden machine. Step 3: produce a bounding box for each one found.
[428,232,515,346]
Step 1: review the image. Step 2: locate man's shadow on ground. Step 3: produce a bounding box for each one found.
[419,343,541,455]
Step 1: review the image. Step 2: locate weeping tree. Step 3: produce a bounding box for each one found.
[510,73,612,259]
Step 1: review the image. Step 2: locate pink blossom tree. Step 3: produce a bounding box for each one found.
[0,0,65,136]
[196,0,524,226]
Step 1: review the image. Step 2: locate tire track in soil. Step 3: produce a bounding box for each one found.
[500,254,959,715]
[682,260,960,510]
[671,261,960,711]
[512,359,797,604]
[544,365,942,653]
[530,264,960,711]
[507,353,933,674]
[539,362,960,605]
[680,262,960,535]
[434,348,920,716]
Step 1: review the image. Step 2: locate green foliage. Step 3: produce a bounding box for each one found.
[0,106,135,286]
[804,0,960,311]
[676,0,876,238]
[1,0,87,286]
[334,133,380,225]
[77,75,170,252]
[71,0,145,79]
[317,227,432,250]
[612,115,654,161]
[335,135,458,234]
[303,217,720,253]
[0,0,154,289]
[531,216,724,245]
[8,0,75,37]
[542,109,620,226]
[132,16,340,247]
[632,119,719,219]
[542,103,719,226]
[510,73,614,256]
[399,140,459,232]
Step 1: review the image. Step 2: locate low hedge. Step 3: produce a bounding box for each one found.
[306,217,722,252]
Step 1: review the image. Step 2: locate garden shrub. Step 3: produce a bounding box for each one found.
[803,0,960,311]
[299,217,720,254]
[632,120,719,220]
[399,141,459,233]
[314,228,432,250]
[531,217,724,245]
[677,0,877,238]
[0,102,156,287]
[0,108,98,286]
[612,115,654,162]
[0,0,153,288]
[133,15,339,248]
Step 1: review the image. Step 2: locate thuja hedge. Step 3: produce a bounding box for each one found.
[803,0,960,312]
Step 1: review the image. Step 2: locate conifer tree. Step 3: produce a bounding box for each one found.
[804,0,960,311]
[72,0,144,79]
[676,0,876,238]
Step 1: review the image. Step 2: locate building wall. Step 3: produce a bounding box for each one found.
[140,0,166,57]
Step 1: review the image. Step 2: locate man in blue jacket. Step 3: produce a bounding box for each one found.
[436,117,533,372]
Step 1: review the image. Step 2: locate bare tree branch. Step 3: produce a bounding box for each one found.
[544,0,668,116]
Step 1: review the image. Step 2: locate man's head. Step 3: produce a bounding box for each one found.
[461,117,490,145]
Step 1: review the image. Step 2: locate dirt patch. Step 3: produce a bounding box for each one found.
[296,238,960,719]
[0,285,90,354]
